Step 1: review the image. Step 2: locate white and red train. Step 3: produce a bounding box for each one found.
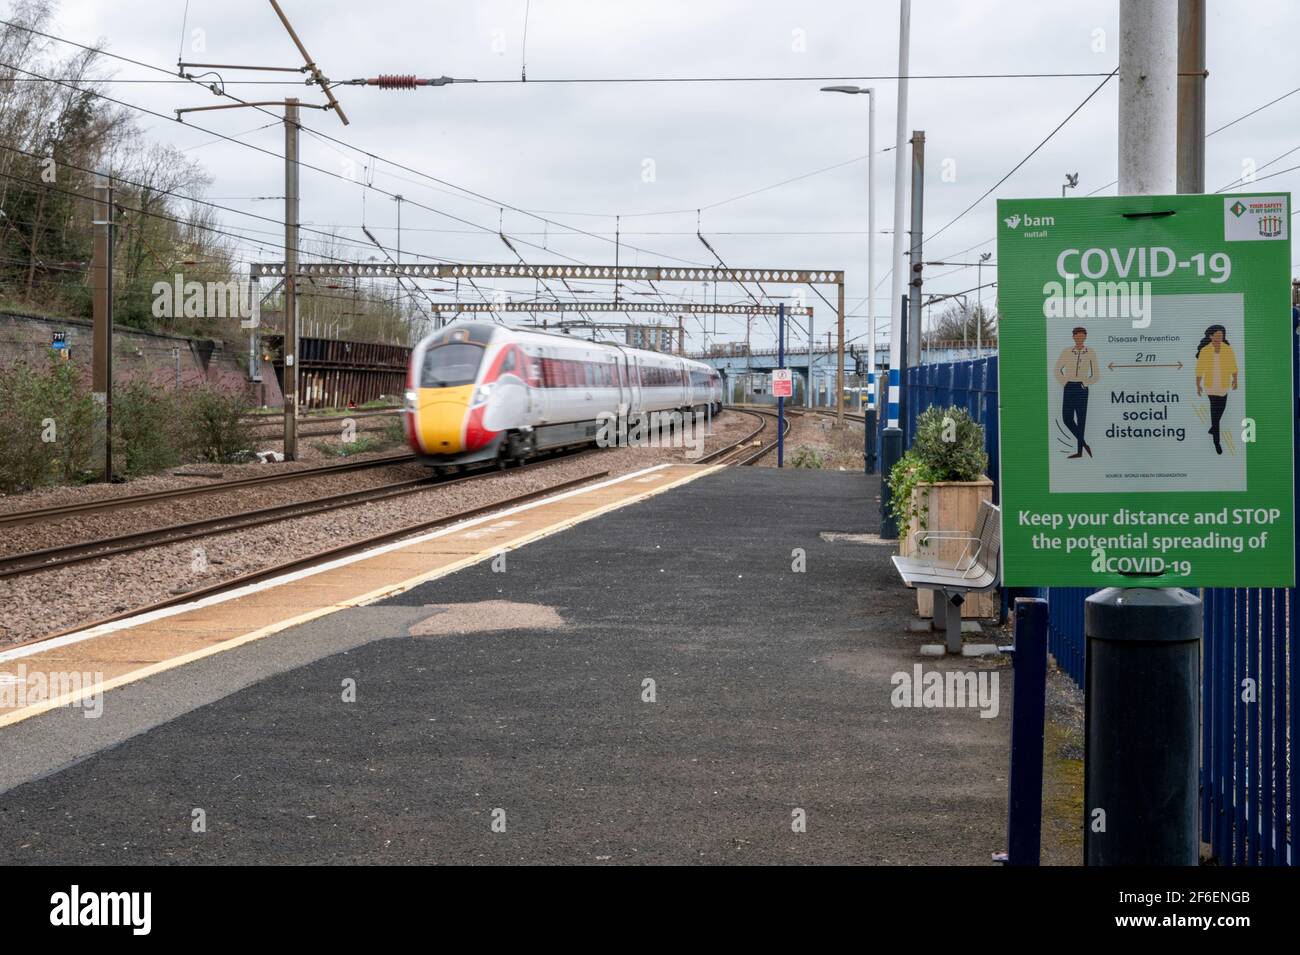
[403,323,724,466]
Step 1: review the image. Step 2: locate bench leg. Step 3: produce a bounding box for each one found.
[942,591,964,655]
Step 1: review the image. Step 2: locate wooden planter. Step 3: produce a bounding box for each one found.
[900,477,996,619]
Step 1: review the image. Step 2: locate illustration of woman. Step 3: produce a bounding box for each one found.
[1194,325,1239,455]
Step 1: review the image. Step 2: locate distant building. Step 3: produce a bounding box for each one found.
[625,325,676,352]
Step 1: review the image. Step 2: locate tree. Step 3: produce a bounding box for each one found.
[0,1,134,315]
[115,141,214,329]
[923,302,998,350]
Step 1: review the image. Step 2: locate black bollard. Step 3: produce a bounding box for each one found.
[1007,597,1048,865]
[879,426,903,538]
[1083,587,1202,866]
[864,408,878,475]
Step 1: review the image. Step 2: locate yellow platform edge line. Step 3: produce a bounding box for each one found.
[0,464,723,729]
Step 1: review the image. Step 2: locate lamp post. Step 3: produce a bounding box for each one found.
[820,84,876,419]
[978,251,992,354]
[925,292,968,358]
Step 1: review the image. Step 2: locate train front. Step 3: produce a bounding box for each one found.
[404,323,504,464]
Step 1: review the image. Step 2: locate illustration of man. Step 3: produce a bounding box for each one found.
[1053,326,1099,458]
[1194,324,1239,455]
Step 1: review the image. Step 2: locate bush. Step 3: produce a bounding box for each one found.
[790,446,824,469]
[0,360,257,491]
[0,356,96,492]
[113,379,182,476]
[381,416,405,445]
[907,404,988,482]
[312,433,387,458]
[885,405,988,539]
[178,386,254,463]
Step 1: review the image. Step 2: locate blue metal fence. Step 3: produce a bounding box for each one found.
[901,354,1296,866]
[903,357,1001,502]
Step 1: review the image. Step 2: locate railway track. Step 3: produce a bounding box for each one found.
[25,470,611,647]
[804,407,867,423]
[243,408,402,438]
[0,447,596,579]
[240,408,401,421]
[700,407,793,465]
[0,453,419,527]
[248,421,398,440]
[8,409,785,645]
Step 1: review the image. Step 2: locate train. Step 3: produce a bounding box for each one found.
[403,323,725,466]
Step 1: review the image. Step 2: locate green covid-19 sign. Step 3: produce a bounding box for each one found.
[996,192,1293,588]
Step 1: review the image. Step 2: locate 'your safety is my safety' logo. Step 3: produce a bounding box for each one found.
[1224,196,1288,241]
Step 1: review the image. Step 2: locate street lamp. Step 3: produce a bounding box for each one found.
[925,292,969,357]
[977,251,992,354]
[1062,172,1080,198]
[821,85,875,425]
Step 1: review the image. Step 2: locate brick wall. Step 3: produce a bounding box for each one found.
[0,311,284,406]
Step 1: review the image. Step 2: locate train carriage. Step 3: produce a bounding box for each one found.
[404,323,723,466]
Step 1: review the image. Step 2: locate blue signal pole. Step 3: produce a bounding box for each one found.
[777,303,786,467]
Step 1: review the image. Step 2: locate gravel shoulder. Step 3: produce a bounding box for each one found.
[752,410,866,470]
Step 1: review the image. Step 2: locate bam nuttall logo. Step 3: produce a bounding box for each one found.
[1229,200,1247,218]
[1003,213,1021,229]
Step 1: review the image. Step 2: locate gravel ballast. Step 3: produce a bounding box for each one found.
[1,412,758,646]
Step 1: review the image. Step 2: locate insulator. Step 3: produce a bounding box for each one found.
[373,74,418,90]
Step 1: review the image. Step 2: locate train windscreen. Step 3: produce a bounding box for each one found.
[420,343,484,387]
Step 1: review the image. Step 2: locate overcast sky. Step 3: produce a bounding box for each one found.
[39,0,1300,351]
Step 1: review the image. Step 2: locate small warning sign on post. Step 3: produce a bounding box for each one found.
[50,331,70,360]
[771,368,793,398]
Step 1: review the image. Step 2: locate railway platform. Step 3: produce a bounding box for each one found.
[0,464,1010,865]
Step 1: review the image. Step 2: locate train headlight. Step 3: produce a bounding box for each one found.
[403,389,418,412]
[472,383,492,405]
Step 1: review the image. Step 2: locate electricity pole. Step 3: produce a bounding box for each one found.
[92,172,115,482]
[807,310,815,408]
[1086,0,1200,868]
[1176,0,1206,193]
[878,0,911,537]
[283,98,300,459]
[1119,2,1177,195]
[907,131,925,369]
[886,0,911,431]
[836,272,846,422]
[174,2,354,458]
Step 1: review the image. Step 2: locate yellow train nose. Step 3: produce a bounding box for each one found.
[416,385,473,453]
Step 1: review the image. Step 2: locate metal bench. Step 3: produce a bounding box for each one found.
[891,499,1002,654]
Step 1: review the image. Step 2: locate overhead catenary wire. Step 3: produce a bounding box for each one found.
[0,156,548,325]
[900,76,1300,321]
[0,155,740,322]
[0,48,793,349]
[924,69,1118,247]
[532,151,882,220]
[0,20,715,273]
[1,16,1076,350]
[0,56,711,315]
[1086,84,1300,199]
[0,171,464,321]
[19,17,1293,352]
[0,72,1127,85]
[1215,143,1300,193]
